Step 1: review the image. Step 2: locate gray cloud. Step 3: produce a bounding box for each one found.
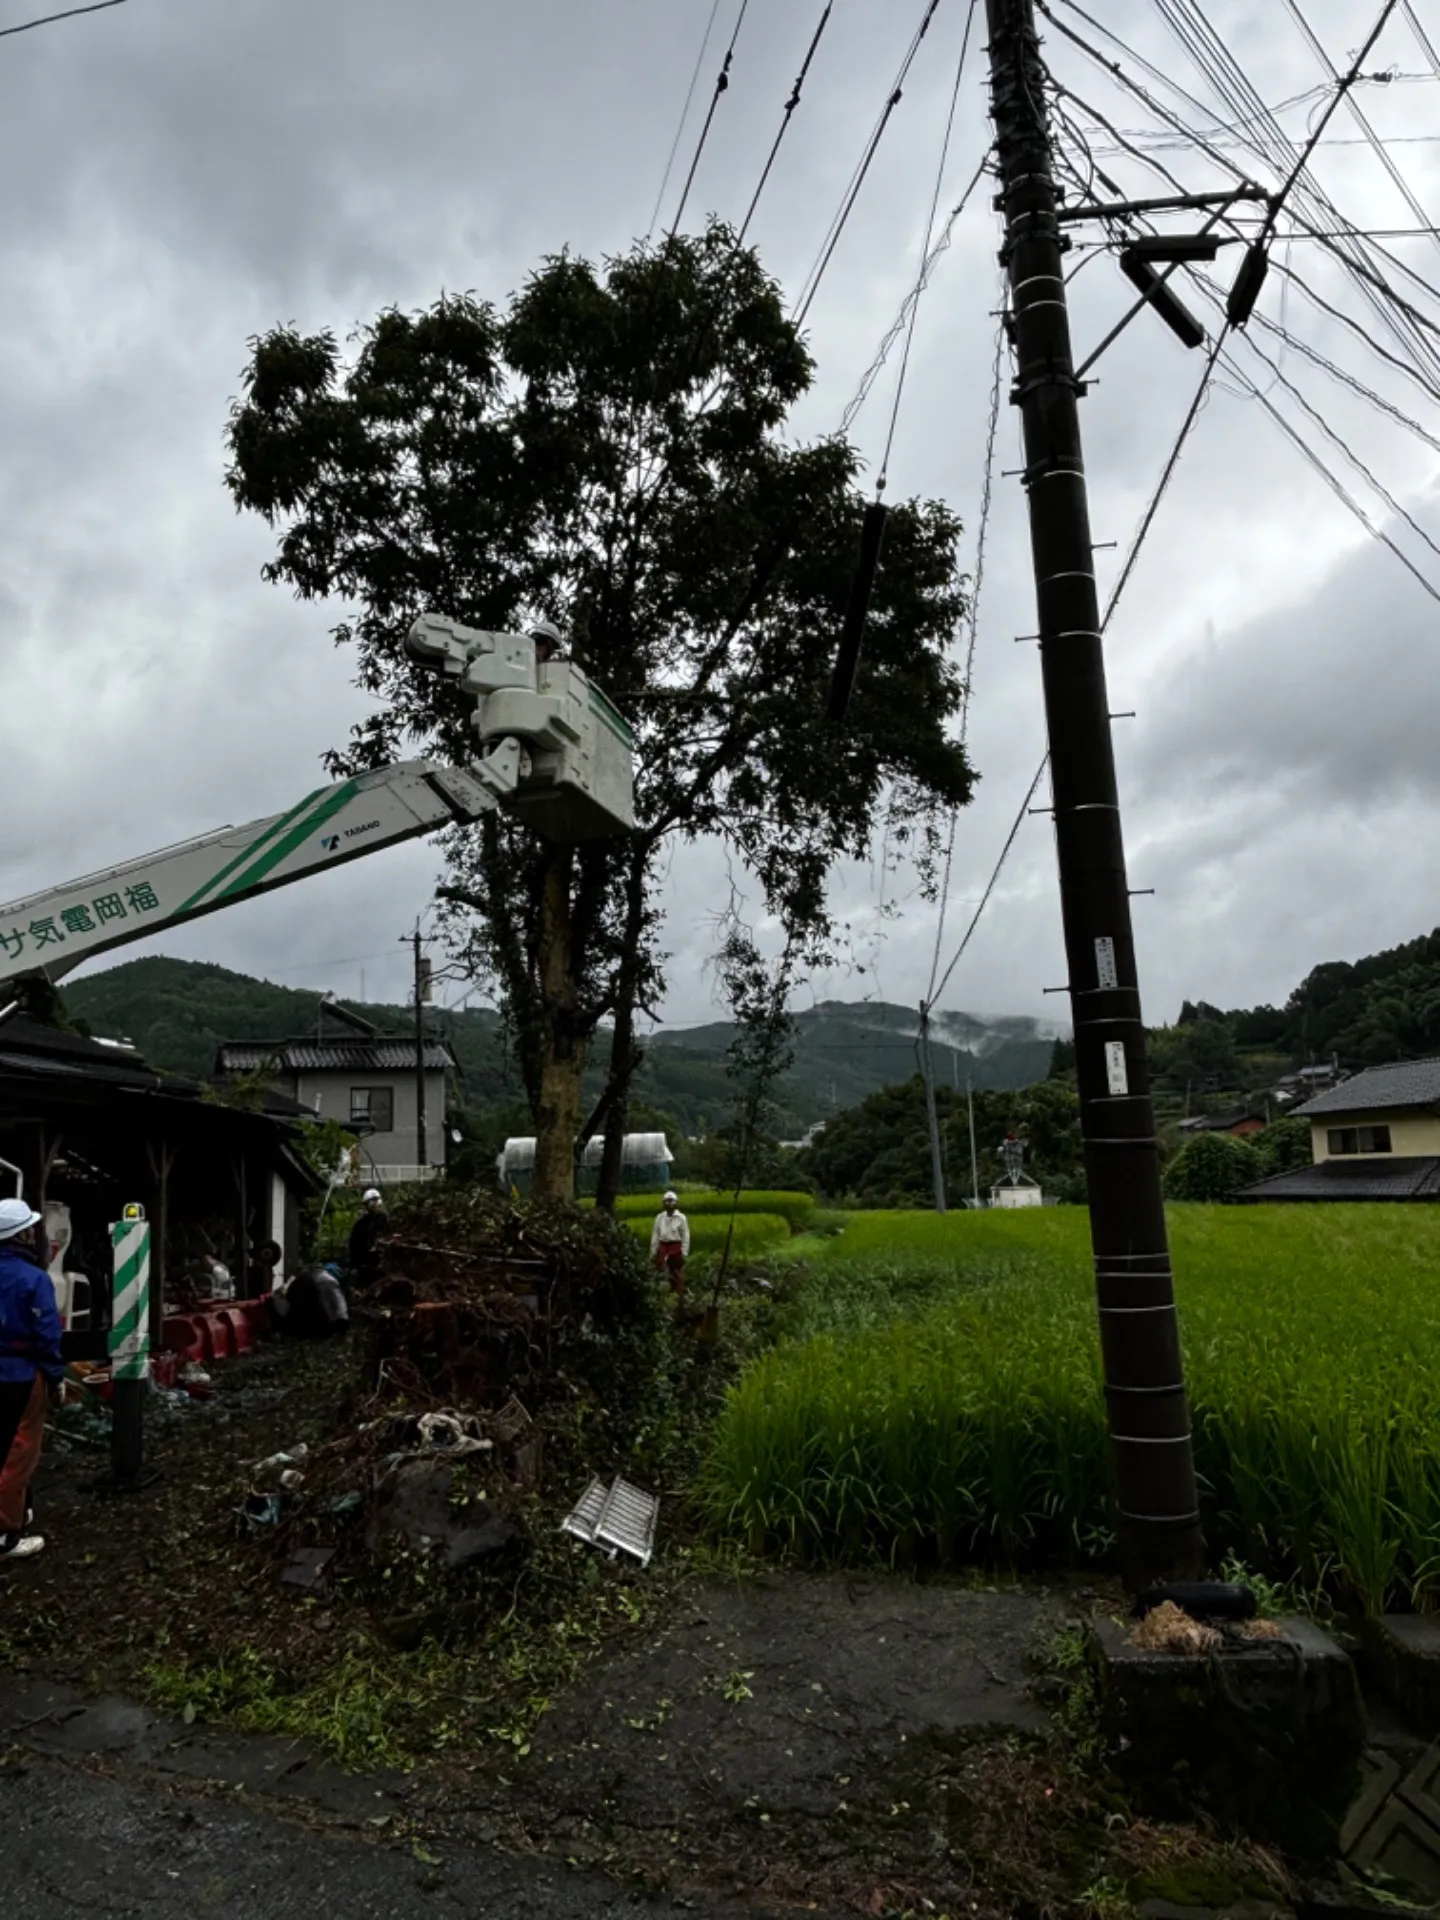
[0,0,1437,1036]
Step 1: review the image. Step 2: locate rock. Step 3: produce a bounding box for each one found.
[365,1458,517,1570]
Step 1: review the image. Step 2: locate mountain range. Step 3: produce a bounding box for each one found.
[60,957,1063,1134]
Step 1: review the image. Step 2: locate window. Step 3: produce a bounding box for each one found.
[1327,1124,1392,1156]
[350,1086,394,1133]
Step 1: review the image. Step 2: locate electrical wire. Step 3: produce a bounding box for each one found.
[793,0,946,326]
[928,757,1049,1011]
[1043,0,1440,394]
[837,157,988,434]
[1262,0,1406,247]
[667,0,752,239]
[926,311,1005,1004]
[1100,323,1232,631]
[648,0,724,238]
[877,0,980,494]
[1279,0,1440,272]
[737,0,838,243]
[0,0,124,37]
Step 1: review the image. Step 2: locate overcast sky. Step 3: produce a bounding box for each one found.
[1,0,1437,1033]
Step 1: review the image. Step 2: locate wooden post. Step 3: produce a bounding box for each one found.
[146,1137,174,1347]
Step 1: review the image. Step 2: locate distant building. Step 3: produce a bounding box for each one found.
[1234,1057,1440,1203]
[217,1032,453,1182]
[1177,1109,1267,1138]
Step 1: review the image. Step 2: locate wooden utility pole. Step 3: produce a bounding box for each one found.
[918,1006,948,1214]
[986,0,1203,1589]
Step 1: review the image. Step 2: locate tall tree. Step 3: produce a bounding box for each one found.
[226,226,974,1198]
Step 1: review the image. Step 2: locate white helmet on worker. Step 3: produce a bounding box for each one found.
[663,1190,678,1206]
[362,1188,382,1206]
[0,1198,42,1240]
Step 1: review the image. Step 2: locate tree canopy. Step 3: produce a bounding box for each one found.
[225,226,975,1196]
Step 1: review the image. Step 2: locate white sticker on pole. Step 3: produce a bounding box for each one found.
[1105,1040,1129,1096]
[1095,936,1118,990]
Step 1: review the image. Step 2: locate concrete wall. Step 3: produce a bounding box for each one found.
[1310,1108,1440,1162]
[287,1069,448,1169]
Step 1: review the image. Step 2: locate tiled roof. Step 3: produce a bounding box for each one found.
[216,1039,454,1073]
[1294,1058,1440,1116]
[1232,1156,1440,1203]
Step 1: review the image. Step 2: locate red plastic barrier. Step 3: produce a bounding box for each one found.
[204,1313,236,1361]
[216,1308,254,1354]
[162,1315,210,1364]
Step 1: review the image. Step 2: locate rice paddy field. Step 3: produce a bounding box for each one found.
[614,1188,821,1259]
[700,1204,1440,1613]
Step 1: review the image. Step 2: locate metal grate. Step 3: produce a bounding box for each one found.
[559,1474,659,1567]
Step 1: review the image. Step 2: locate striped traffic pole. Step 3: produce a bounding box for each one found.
[109,1205,150,1484]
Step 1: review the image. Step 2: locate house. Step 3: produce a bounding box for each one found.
[217,1027,453,1182]
[1177,1109,1267,1138]
[0,1014,320,1332]
[1233,1057,1440,1203]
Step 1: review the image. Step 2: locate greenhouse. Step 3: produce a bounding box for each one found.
[497,1132,672,1196]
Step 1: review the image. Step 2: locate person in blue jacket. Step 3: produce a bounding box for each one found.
[0,1197,64,1561]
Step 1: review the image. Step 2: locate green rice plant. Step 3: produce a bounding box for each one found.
[613,1189,817,1233]
[699,1203,1440,1612]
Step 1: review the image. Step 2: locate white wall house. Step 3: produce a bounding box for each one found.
[217,1035,454,1181]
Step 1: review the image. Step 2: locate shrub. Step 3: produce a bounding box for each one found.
[1162,1130,1257,1200]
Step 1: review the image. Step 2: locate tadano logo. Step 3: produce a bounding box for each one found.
[320,820,381,854]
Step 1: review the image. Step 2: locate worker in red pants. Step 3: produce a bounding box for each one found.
[0,1198,63,1562]
[649,1191,690,1295]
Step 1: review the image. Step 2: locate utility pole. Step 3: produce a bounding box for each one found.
[412,928,429,1173]
[967,1072,981,1209]
[986,0,1203,1590]
[918,1004,947,1214]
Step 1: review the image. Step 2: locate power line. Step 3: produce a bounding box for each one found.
[926,310,1005,1005]
[1043,0,1440,393]
[667,0,752,239]
[1100,323,1232,631]
[794,0,946,325]
[878,0,980,493]
[647,0,724,238]
[1278,0,1440,273]
[0,0,125,37]
[737,0,839,244]
[837,157,988,434]
[928,757,1049,1010]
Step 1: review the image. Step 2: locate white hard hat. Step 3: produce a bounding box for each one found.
[363,1188,382,1204]
[663,1190,678,1204]
[529,619,564,649]
[0,1198,42,1240]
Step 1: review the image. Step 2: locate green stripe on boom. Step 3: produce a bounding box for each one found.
[213,779,362,904]
[176,785,332,914]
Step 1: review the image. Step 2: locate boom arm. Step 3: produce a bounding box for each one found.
[0,613,637,1002]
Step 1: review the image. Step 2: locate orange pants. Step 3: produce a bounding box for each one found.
[0,1375,46,1532]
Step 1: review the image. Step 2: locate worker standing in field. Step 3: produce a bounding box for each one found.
[0,1198,64,1561]
[650,1191,690,1295]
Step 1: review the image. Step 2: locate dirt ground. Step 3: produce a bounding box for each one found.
[0,1342,1299,1916]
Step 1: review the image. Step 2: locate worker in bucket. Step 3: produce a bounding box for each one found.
[0,1197,64,1561]
[347,1187,389,1286]
[650,1191,690,1295]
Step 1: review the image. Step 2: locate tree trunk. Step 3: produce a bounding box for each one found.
[593,852,653,1212]
[532,850,585,1200]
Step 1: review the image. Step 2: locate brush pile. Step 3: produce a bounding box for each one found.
[238,1189,664,1620]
